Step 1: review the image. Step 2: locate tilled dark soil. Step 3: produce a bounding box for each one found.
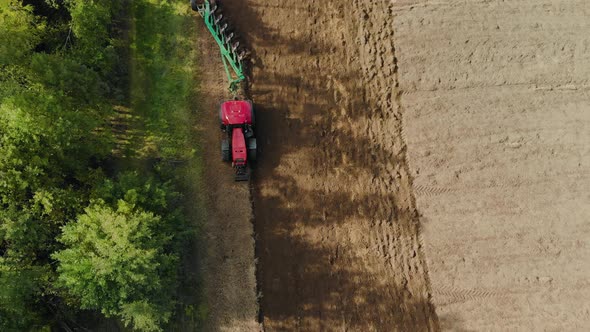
[219,1,438,330]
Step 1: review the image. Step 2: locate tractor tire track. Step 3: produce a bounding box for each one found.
[433,287,512,306]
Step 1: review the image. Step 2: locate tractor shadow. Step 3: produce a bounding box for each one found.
[221,0,439,330]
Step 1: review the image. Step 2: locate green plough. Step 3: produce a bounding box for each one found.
[192,0,247,94]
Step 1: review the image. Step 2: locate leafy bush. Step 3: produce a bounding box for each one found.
[67,0,121,75]
[53,202,176,331]
[0,1,42,65]
[0,261,48,330]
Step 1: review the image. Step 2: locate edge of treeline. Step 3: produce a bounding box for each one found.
[0,0,204,331]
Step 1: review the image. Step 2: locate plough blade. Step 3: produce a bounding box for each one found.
[193,0,246,94]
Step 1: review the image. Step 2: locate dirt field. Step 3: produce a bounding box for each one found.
[394,0,590,330]
[221,0,437,330]
[196,0,590,331]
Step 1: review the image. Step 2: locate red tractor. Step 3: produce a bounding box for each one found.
[220,99,256,181]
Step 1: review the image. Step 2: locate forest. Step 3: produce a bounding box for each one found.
[0,0,200,330]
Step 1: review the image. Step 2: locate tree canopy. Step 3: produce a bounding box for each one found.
[54,202,176,332]
[0,1,193,330]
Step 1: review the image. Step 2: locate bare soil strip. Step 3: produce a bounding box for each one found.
[193,14,261,332]
[221,1,438,330]
[394,0,590,330]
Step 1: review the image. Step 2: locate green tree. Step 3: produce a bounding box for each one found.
[53,203,177,331]
[0,92,105,259]
[0,259,48,331]
[0,1,42,65]
[67,0,121,76]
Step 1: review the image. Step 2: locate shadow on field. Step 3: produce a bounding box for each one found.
[220,0,439,330]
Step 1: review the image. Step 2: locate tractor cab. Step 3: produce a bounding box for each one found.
[219,100,256,181]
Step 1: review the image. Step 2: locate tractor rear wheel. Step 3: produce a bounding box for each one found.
[221,139,231,162]
[247,138,257,161]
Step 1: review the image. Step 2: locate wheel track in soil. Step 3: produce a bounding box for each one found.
[433,287,513,306]
[220,0,439,331]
